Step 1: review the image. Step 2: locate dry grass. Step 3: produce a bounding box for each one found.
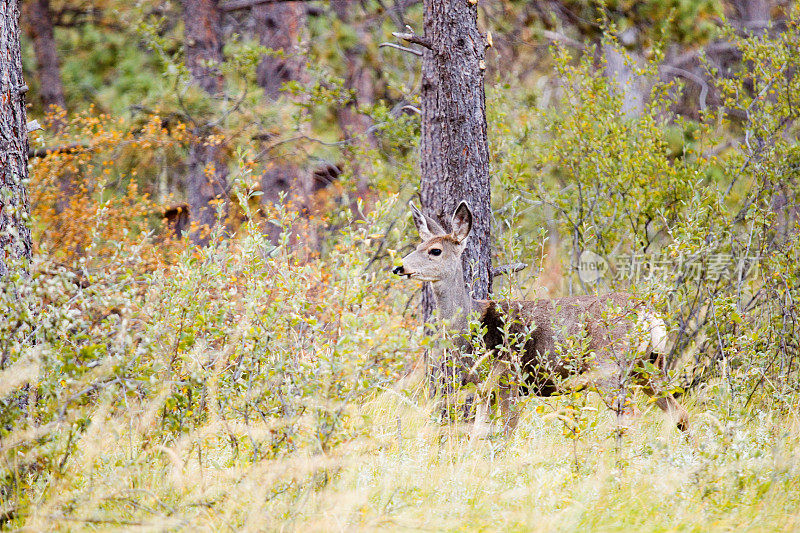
[9,379,799,532]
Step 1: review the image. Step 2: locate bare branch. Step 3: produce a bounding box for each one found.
[391,31,432,50]
[541,30,585,49]
[28,143,89,159]
[660,65,709,110]
[379,41,422,56]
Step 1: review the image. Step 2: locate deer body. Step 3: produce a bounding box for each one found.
[394,201,689,435]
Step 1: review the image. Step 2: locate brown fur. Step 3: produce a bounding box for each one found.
[459,293,689,435]
[396,201,689,435]
[470,294,636,393]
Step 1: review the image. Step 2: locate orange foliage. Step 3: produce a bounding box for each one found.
[28,109,190,270]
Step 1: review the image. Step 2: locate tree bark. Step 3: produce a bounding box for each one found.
[602,41,647,118]
[419,0,492,312]
[253,2,305,99]
[1,0,33,277]
[181,0,229,245]
[22,0,65,112]
[733,0,770,33]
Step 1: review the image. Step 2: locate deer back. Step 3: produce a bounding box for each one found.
[469,292,642,395]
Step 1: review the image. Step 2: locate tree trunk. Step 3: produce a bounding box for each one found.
[23,0,77,217]
[602,42,647,118]
[734,0,770,33]
[252,1,309,244]
[419,0,492,310]
[22,0,65,113]
[417,0,492,396]
[0,0,33,278]
[253,2,305,99]
[181,0,229,246]
[331,0,375,204]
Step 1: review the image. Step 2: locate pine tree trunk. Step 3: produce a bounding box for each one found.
[23,0,65,112]
[181,0,229,245]
[0,0,33,278]
[416,0,492,396]
[602,43,646,118]
[419,0,492,312]
[252,1,309,245]
[734,0,770,33]
[253,2,305,99]
[332,0,375,204]
[23,0,77,215]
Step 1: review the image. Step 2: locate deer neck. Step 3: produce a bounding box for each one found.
[431,264,474,330]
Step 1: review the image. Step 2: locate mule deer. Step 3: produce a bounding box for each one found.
[393,201,689,436]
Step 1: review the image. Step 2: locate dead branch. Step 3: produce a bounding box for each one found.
[660,65,709,110]
[28,143,89,159]
[391,30,432,50]
[541,30,586,49]
[379,41,422,56]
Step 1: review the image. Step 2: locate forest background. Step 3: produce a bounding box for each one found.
[1,0,799,529]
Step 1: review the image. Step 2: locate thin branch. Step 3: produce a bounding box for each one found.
[28,143,89,159]
[660,65,709,110]
[541,30,586,49]
[379,41,422,56]
[391,31,432,50]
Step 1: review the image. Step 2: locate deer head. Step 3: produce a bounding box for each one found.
[393,201,473,283]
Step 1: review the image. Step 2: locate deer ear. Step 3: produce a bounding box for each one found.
[451,201,472,244]
[410,203,445,240]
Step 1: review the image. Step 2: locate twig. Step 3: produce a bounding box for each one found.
[541,30,586,49]
[660,65,709,110]
[28,143,89,159]
[379,41,422,56]
[392,30,432,50]
[45,515,144,526]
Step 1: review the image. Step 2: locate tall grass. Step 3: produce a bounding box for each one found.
[5,377,799,530]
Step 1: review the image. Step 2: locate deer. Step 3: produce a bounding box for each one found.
[392,201,689,438]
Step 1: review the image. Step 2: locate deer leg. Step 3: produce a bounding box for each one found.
[635,360,690,432]
[471,399,492,439]
[498,373,520,436]
[591,363,633,430]
[471,362,501,439]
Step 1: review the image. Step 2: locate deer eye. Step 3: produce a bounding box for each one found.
[428,248,442,256]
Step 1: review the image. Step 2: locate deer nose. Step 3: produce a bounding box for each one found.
[392,265,405,276]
